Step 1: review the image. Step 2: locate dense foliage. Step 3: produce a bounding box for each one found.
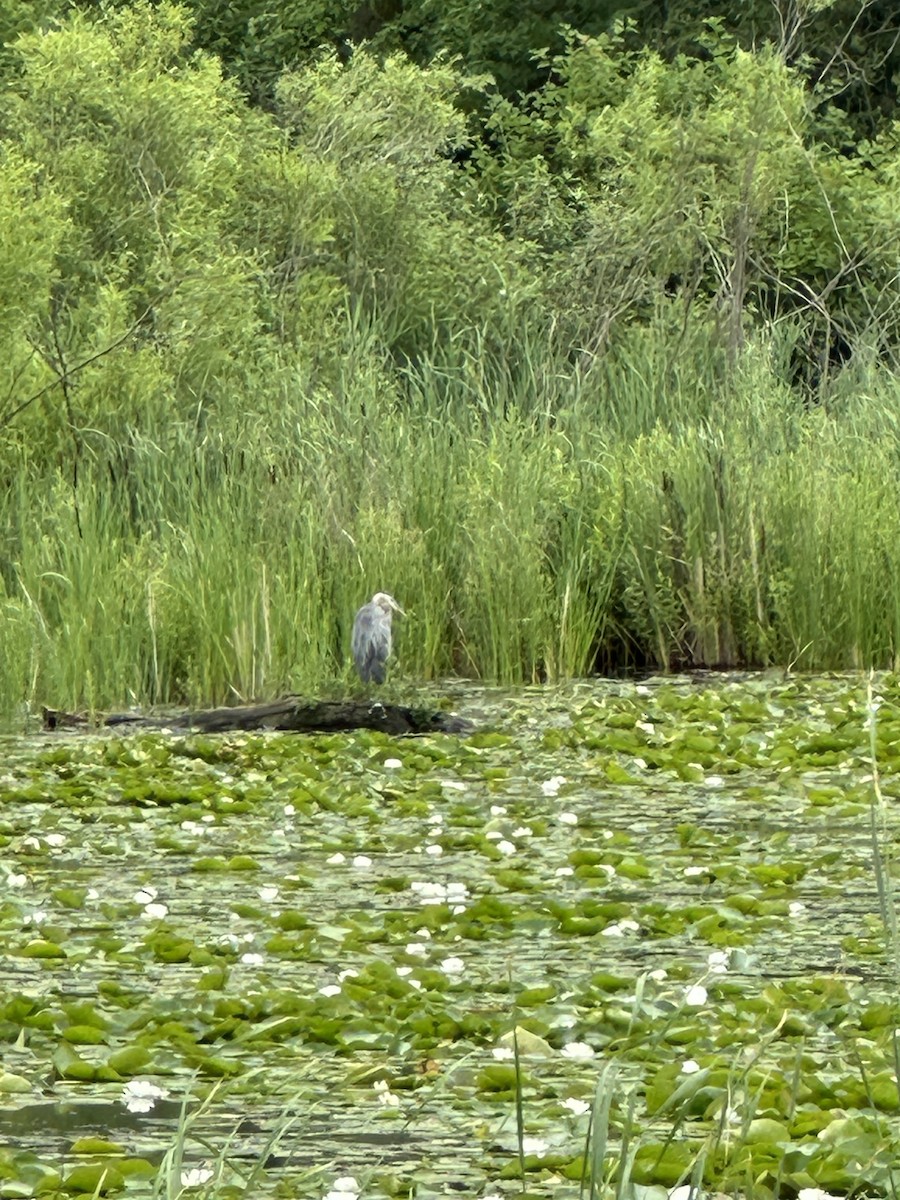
[0,0,898,708]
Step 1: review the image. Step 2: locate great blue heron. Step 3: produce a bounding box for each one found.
[352,592,405,684]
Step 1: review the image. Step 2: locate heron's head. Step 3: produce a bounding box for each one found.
[372,592,405,616]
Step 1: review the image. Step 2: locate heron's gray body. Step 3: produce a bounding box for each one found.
[352,592,405,683]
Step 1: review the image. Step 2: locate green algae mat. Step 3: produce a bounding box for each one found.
[2,674,900,1200]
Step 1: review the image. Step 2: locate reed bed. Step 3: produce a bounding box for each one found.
[2,326,900,715]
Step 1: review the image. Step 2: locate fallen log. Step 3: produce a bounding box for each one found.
[42,697,473,737]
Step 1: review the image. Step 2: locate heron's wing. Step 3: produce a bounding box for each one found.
[352,606,392,682]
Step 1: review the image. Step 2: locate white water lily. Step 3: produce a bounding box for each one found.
[559,811,578,825]
[240,952,264,966]
[405,942,428,957]
[352,855,372,868]
[383,757,402,770]
[180,1166,214,1188]
[258,885,279,902]
[684,984,708,1007]
[496,840,516,856]
[318,984,341,997]
[440,956,465,976]
[490,804,507,816]
[141,902,169,920]
[541,775,567,796]
[7,872,28,888]
[561,1096,590,1115]
[425,843,443,856]
[555,866,574,877]
[374,1079,400,1107]
[681,1059,701,1074]
[326,852,346,865]
[560,1042,595,1059]
[798,1190,843,1200]
[122,1079,168,1114]
[492,1046,514,1060]
[521,1136,549,1156]
[324,1176,361,1200]
[684,865,706,877]
[707,949,730,973]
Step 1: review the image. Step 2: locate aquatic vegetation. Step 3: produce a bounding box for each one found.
[1,674,900,1196]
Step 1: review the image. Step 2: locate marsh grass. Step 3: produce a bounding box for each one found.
[3,324,900,713]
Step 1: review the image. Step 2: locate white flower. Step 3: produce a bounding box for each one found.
[337,968,359,982]
[323,1176,361,1200]
[425,844,443,857]
[684,984,708,1007]
[326,853,346,865]
[427,813,444,824]
[560,1042,595,1059]
[797,1190,843,1200]
[408,978,422,990]
[683,865,706,877]
[283,803,296,816]
[512,826,533,838]
[410,880,447,900]
[373,1079,400,1107]
[555,866,574,877]
[707,949,730,973]
[318,984,341,997]
[649,968,668,981]
[180,1166,214,1188]
[258,886,279,902]
[601,923,625,937]
[440,956,465,976]
[441,780,466,791]
[705,775,724,788]
[789,901,807,918]
[492,1047,514,1060]
[681,1059,701,1074]
[490,805,507,816]
[44,833,66,847]
[496,840,516,856]
[133,887,157,905]
[559,811,578,825]
[561,1097,590,1116]
[331,1178,359,1193]
[522,1136,548,1156]
[352,855,372,868]
[26,910,48,926]
[383,758,402,770]
[121,1079,168,1114]
[7,872,28,888]
[541,776,567,796]
[240,952,264,966]
[636,721,655,735]
[141,902,169,920]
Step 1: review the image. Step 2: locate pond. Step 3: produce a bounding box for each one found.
[1,673,899,1200]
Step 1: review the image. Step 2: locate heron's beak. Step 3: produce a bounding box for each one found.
[391,599,406,616]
